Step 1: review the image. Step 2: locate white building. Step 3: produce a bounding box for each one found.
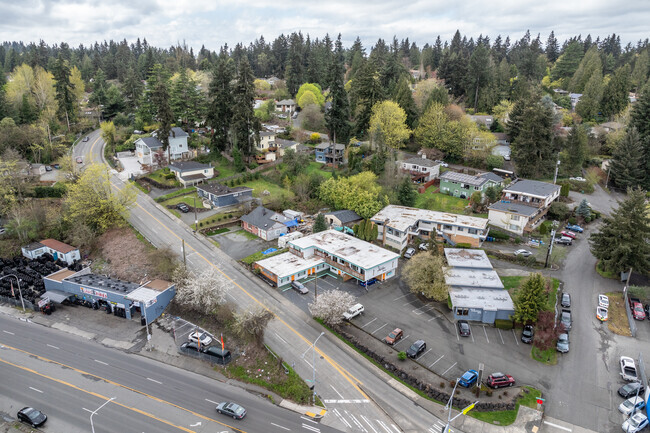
[370,205,489,251]
[22,239,81,265]
[399,156,441,183]
[254,230,400,288]
[135,127,190,166]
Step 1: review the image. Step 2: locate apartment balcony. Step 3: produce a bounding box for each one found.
[499,197,544,208]
[314,251,364,280]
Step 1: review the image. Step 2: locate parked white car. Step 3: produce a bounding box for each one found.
[620,356,638,381]
[343,303,365,320]
[569,176,586,182]
[598,294,609,308]
[189,330,213,346]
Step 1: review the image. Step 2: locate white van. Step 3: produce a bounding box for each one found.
[343,303,364,320]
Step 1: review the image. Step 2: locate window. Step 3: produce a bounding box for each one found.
[456,307,468,316]
[457,227,464,232]
[468,228,477,235]
[511,215,520,221]
[443,225,453,231]
[509,224,518,231]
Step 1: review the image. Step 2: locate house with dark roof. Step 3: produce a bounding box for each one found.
[22,239,81,264]
[439,171,503,198]
[469,115,493,128]
[399,156,441,183]
[276,99,296,113]
[241,206,293,241]
[488,179,561,235]
[315,142,345,165]
[135,127,190,166]
[324,210,362,228]
[196,183,253,209]
[168,161,214,187]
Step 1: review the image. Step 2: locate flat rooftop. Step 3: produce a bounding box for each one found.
[449,287,514,311]
[371,205,489,232]
[255,252,324,279]
[444,267,504,289]
[44,268,78,282]
[65,273,141,294]
[289,230,400,270]
[444,248,493,269]
[144,279,173,292]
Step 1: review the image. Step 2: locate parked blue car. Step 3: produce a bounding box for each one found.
[566,224,583,233]
[359,278,377,287]
[459,369,479,387]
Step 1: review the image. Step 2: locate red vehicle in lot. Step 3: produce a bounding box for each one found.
[486,372,515,388]
[630,297,646,320]
[560,230,577,239]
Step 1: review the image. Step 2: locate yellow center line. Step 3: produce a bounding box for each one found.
[94,143,367,398]
[0,344,245,433]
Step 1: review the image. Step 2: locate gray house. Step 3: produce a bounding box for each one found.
[324,210,362,228]
[241,206,292,241]
[196,183,253,209]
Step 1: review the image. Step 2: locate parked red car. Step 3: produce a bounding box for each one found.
[486,372,515,389]
[560,230,577,239]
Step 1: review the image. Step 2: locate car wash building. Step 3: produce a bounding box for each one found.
[43,267,175,323]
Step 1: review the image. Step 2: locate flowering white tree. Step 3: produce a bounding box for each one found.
[174,267,230,314]
[308,289,357,326]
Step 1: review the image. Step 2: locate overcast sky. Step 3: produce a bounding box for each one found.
[1,0,648,51]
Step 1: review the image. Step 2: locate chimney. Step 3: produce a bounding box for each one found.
[422,153,427,160]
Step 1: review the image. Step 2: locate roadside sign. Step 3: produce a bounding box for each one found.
[462,403,475,415]
[536,397,545,405]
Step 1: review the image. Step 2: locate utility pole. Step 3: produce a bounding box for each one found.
[193,197,198,233]
[553,157,561,184]
[182,239,187,268]
[545,229,556,268]
[302,332,325,404]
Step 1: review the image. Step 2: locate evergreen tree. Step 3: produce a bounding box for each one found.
[89,68,108,109]
[550,41,584,82]
[397,177,417,207]
[313,213,327,233]
[0,72,7,120]
[285,32,304,96]
[232,58,260,160]
[231,143,244,172]
[513,273,547,324]
[123,67,143,111]
[393,76,417,128]
[18,94,37,124]
[207,54,234,152]
[590,188,650,274]
[466,43,493,112]
[564,124,587,175]
[150,65,174,159]
[350,59,383,136]
[601,65,631,118]
[575,199,591,219]
[52,53,76,128]
[545,31,559,62]
[608,128,645,190]
[325,36,351,144]
[171,68,204,131]
[630,84,650,143]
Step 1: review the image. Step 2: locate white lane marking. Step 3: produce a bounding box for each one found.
[392,335,409,348]
[421,348,433,358]
[371,323,388,335]
[190,421,201,427]
[186,256,195,266]
[47,344,60,349]
[346,411,367,432]
[147,377,162,384]
[330,385,344,398]
[376,419,393,433]
[274,332,288,344]
[393,294,410,301]
[302,423,320,432]
[497,328,505,344]
[29,387,43,393]
[361,415,379,433]
[95,359,108,365]
[271,422,291,430]
[82,408,93,413]
[427,314,441,322]
[391,424,401,433]
[483,326,489,344]
[361,318,377,328]
[512,329,519,346]
[3,330,14,335]
[402,300,417,306]
[332,408,351,428]
[413,305,435,315]
[470,328,475,343]
[323,399,370,403]
[429,355,444,368]
[442,362,457,376]
[205,399,219,405]
[543,421,572,431]
[303,359,316,371]
[301,416,319,424]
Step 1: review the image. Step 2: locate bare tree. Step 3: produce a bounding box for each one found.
[174,267,231,314]
[308,289,357,326]
[233,307,274,345]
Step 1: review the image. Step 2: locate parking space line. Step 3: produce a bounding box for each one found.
[413,305,435,315]
[442,362,457,376]
[393,335,410,348]
[497,328,505,344]
[274,332,288,344]
[429,355,444,368]
[371,323,388,335]
[427,313,441,322]
[455,325,459,341]
[361,318,377,328]
[393,294,410,301]
[483,326,489,344]
[470,327,475,343]
[421,348,433,358]
[512,329,519,346]
[402,300,418,306]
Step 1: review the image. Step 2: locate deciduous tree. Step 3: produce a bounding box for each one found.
[369,100,411,149]
[402,253,449,302]
[308,289,357,326]
[174,268,231,315]
[233,307,274,345]
[319,171,388,219]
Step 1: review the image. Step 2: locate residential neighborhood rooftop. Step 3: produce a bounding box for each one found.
[168,161,211,172]
[241,206,292,229]
[324,210,362,224]
[504,179,560,197]
[449,287,514,311]
[371,205,489,232]
[444,248,493,269]
[488,201,540,217]
[197,183,252,197]
[289,230,400,270]
[439,171,490,187]
[254,252,324,279]
[402,157,440,168]
[40,239,78,254]
[138,136,164,149]
[479,172,504,183]
[444,267,505,289]
[315,142,345,150]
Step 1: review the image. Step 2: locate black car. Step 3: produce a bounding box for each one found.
[202,346,232,364]
[17,407,47,427]
[45,165,53,172]
[457,320,471,337]
[645,304,650,320]
[561,292,571,308]
[521,325,534,344]
[176,203,190,213]
[406,340,426,358]
[619,382,645,399]
[180,341,201,353]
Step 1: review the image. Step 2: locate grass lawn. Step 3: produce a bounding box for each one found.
[606,292,631,336]
[213,157,236,179]
[531,346,557,365]
[146,169,181,187]
[241,178,294,203]
[596,261,617,279]
[304,161,334,178]
[205,227,230,236]
[241,247,288,265]
[161,192,202,208]
[155,187,196,202]
[415,190,483,216]
[471,386,542,425]
[503,276,559,312]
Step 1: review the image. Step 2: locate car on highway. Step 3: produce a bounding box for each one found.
[82,136,89,142]
[457,320,471,337]
[406,340,426,358]
[596,306,608,322]
[560,230,577,239]
[556,333,569,353]
[555,236,572,246]
[216,402,246,419]
[384,328,404,345]
[621,356,639,381]
[176,203,190,213]
[76,156,83,164]
[291,280,308,294]
[17,407,47,428]
[188,330,213,346]
[598,294,609,308]
[566,224,584,233]
[618,381,645,399]
[486,372,515,388]
[561,292,571,308]
[513,249,532,257]
[619,396,646,415]
[521,325,534,344]
[404,247,416,259]
[459,369,478,387]
[622,412,649,433]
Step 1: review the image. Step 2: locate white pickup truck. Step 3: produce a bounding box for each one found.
[343,303,364,320]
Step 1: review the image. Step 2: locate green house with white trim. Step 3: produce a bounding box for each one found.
[439,171,503,199]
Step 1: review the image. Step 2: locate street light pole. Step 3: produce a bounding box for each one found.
[89,397,115,433]
[553,158,561,184]
[442,378,478,433]
[0,274,25,312]
[302,332,325,403]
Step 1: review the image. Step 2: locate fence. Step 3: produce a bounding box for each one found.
[623,286,637,338]
[0,295,38,312]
